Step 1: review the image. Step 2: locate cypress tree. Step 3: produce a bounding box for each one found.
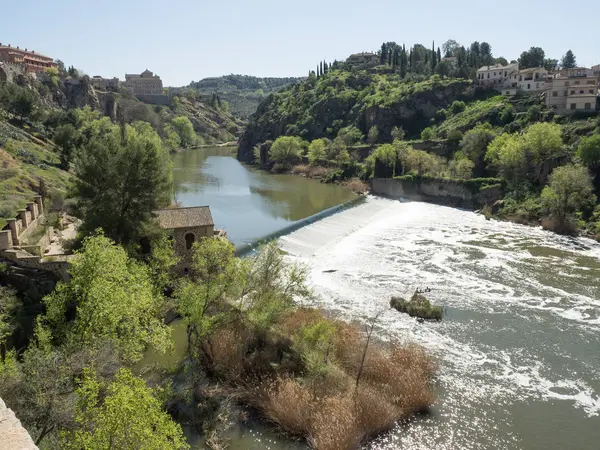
[437,47,442,64]
[431,41,437,72]
[400,48,407,78]
[316,64,320,78]
[380,43,388,65]
[320,61,324,76]
[388,50,392,66]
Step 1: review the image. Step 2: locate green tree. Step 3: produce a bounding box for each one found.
[337,126,363,145]
[44,233,171,363]
[73,123,172,244]
[486,133,527,187]
[543,58,559,72]
[380,43,388,65]
[518,47,546,69]
[391,126,405,141]
[163,123,182,151]
[541,164,596,230]
[308,138,329,166]
[577,134,600,169]
[561,50,577,69]
[420,127,435,140]
[522,122,563,162]
[459,124,496,176]
[367,125,379,145]
[0,286,20,360]
[450,157,474,180]
[269,136,305,168]
[405,147,442,176]
[442,39,460,57]
[54,123,80,169]
[170,116,196,148]
[62,368,189,450]
[326,137,347,161]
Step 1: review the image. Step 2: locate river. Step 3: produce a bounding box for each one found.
[172,148,600,449]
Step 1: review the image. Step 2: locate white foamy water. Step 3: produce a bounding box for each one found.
[279,196,600,450]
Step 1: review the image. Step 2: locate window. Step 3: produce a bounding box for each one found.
[587,80,595,85]
[536,83,540,89]
[574,81,580,85]
[570,103,576,110]
[565,81,570,86]
[184,232,195,250]
[527,84,531,89]
[585,103,592,110]
[553,91,558,97]
[590,90,595,94]
[564,91,568,96]
[571,90,575,95]
[494,72,497,76]
[487,73,490,79]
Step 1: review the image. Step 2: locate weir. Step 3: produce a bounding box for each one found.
[234,195,367,256]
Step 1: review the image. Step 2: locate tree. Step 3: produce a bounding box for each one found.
[495,57,509,66]
[391,126,405,141]
[437,47,442,65]
[337,126,363,145]
[0,320,121,446]
[170,116,196,148]
[521,122,563,162]
[73,122,172,244]
[62,368,189,450]
[269,136,305,168]
[365,144,399,178]
[367,125,379,145]
[44,233,171,363]
[308,138,329,166]
[518,47,545,69]
[0,286,20,360]
[442,39,460,57]
[541,164,596,230]
[543,58,559,72]
[450,157,474,179]
[327,137,347,161]
[54,124,80,169]
[55,59,67,76]
[561,50,577,69]
[405,148,442,176]
[420,127,435,140]
[380,43,388,65]
[400,46,408,78]
[459,124,496,176]
[431,41,436,72]
[0,84,38,122]
[480,42,493,65]
[577,134,600,169]
[486,133,527,187]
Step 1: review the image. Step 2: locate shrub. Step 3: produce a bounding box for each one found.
[390,293,443,320]
[269,136,305,168]
[450,100,466,115]
[420,127,435,141]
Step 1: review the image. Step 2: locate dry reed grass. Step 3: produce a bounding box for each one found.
[203,308,436,449]
[292,164,331,178]
[343,177,369,194]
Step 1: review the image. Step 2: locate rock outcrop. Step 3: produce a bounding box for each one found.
[0,397,38,450]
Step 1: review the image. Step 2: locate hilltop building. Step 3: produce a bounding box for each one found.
[124,69,163,95]
[346,52,379,68]
[476,63,519,88]
[90,75,120,92]
[0,42,57,73]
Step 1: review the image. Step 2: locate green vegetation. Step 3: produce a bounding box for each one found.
[62,368,189,450]
[189,75,303,119]
[390,293,443,321]
[240,39,600,237]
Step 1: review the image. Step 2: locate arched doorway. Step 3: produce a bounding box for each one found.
[185,232,195,250]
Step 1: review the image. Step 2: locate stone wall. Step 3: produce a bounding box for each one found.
[172,225,214,274]
[135,94,171,105]
[0,397,38,450]
[0,249,71,281]
[371,177,503,209]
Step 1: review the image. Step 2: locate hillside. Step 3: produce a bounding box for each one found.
[240,67,600,237]
[238,71,475,161]
[189,74,304,119]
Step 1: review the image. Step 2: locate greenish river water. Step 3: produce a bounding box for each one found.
[170,148,600,450]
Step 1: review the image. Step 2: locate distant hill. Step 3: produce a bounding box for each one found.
[189,75,304,119]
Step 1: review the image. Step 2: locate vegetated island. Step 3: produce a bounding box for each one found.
[390,292,444,321]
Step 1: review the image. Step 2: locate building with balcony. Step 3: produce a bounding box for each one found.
[123,69,163,95]
[476,63,519,88]
[0,43,57,73]
[545,67,599,113]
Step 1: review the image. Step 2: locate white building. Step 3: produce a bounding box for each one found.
[516,67,549,93]
[476,63,519,88]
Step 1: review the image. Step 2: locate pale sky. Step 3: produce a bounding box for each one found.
[2,0,599,86]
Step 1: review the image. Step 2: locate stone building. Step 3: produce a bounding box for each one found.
[154,206,225,274]
[0,43,57,73]
[90,75,120,92]
[346,52,379,68]
[124,69,163,95]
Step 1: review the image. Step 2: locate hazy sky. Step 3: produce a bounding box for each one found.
[3,0,599,86]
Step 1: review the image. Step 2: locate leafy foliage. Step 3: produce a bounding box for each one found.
[62,368,189,450]
[44,233,171,363]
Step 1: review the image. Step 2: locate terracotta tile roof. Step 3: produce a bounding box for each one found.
[154,206,214,229]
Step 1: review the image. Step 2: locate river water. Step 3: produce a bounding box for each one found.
[173,149,600,449]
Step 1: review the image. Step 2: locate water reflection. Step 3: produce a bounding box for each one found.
[172,147,356,245]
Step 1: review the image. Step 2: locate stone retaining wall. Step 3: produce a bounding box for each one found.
[371,177,503,209]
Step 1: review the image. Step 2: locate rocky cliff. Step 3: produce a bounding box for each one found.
[238,72,473,162]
